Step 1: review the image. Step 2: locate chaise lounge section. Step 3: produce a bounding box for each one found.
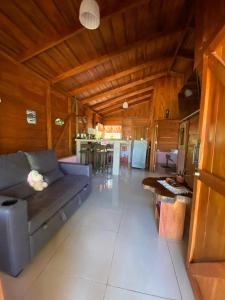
[0,150,92,277]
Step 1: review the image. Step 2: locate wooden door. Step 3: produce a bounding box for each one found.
[187,34,225,299]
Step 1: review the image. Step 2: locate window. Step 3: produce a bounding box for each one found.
[104,126,122,139]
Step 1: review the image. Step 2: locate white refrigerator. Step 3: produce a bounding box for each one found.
[131,140,148,169]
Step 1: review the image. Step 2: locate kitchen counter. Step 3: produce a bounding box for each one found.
[75,139,132,175]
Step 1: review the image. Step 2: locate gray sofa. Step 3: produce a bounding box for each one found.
[0,150,92,277]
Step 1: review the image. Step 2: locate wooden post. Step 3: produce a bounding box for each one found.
[68,95,72,155]
[46,85,52,149]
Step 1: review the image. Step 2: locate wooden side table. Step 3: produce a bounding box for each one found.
[143,177,192,240]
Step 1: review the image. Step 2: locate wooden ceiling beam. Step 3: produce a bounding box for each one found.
[103,98,151,116]
[79,78,154,105]
[78,71,167,105]
[177,49,194,60]
[52,29,181,83]
[168,6,194,72]
[67,57,171,95]
[17,0,151,63]
[99,93,153,114]
[92,86,155,110]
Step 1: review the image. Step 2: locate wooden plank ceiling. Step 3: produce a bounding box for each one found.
[0,0,195,115]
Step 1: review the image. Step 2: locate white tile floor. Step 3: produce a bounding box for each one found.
[0,168,195,300]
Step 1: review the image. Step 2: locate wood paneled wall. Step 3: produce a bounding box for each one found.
[103,76,183,141]
[0,52,73,157]
[50,90,72,158]
[103,101,151,140]
[149,76,184,127]
[0,52,48,154]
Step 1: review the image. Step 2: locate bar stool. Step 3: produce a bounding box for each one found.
[105,144,114,176]
[80,143,92,165]
[92,143,106,174]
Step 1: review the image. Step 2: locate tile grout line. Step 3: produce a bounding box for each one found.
[103,183,126,299]
[166,240,183,300]
[107,283,177,300]
[18,229,72,300]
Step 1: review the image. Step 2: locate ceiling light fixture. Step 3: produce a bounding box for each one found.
[79,0,100,30]
[122,101,129,109]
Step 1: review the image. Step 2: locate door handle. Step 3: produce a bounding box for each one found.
[194,171,200,177]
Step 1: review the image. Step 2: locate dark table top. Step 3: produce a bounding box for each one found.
[142,177,193,200]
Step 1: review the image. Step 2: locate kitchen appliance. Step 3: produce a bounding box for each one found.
[131,140,148,169]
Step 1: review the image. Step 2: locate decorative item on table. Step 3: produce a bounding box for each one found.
[88,127,96,139]
[176,172,185,184]
[80,133,87,139]
[158,179,191,195]
[166,177,176,185]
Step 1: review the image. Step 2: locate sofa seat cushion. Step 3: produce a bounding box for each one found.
[0,182,36,199]
[27,175,89,234]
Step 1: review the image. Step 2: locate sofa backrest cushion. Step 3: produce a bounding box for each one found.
[0,152,31,190]
[44,168,64,185]
[25,150,58,173]
[25,150,64,185]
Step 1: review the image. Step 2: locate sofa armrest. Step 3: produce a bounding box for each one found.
[0,196,30,276]
[58,162,92,178]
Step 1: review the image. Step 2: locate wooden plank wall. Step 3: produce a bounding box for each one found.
[103,101,151,140]
[0,52,48,154]
[0,52,72,157]
[150,76,183,126]
[50,90,71,158]
[157,120,180,151]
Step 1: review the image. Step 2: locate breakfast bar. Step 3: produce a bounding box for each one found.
[75,139,132,175]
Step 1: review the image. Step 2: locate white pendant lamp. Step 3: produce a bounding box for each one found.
[122,101,128,109]
[79,0,100,30]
